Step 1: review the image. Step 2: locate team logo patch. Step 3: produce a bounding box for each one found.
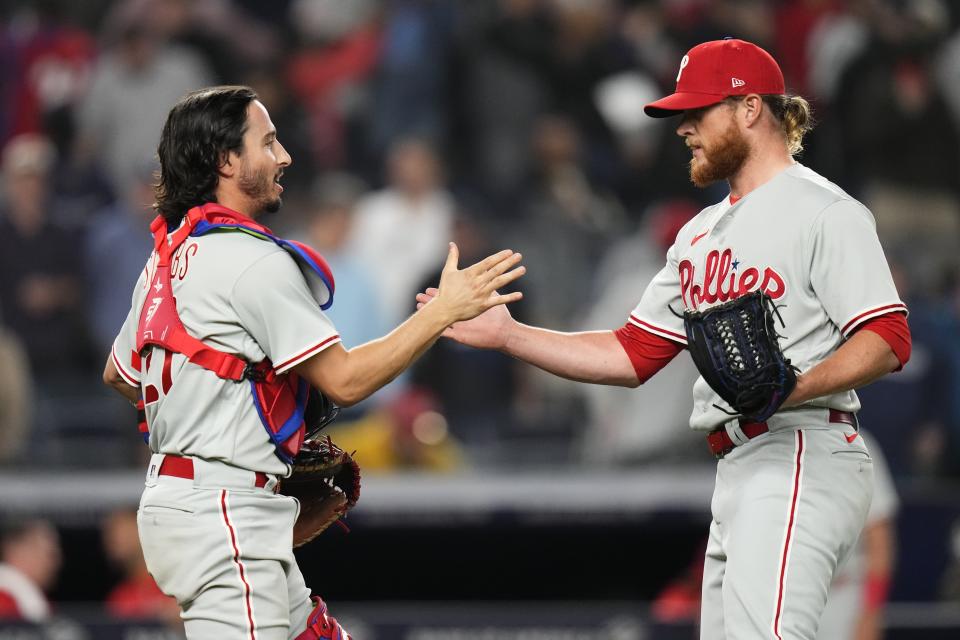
[679,248,785,309]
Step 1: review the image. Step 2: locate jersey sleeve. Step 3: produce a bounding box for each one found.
[231,251,341,374]
[855,312,911,370]
[808,200,907,337]
[613,323,685,383]
[111,268,148,387]
[626,242,688,345]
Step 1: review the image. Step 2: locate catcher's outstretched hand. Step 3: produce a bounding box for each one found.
[428,243,524,324]
[416,287,516,350]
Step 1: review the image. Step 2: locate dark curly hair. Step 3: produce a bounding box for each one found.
[155,85,258,225]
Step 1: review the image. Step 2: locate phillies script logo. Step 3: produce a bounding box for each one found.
[679,248,785,309]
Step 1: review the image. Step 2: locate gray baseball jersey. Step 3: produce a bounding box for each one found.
[628,163,906,431]
[630,163,904,639]
[111,229,340,476]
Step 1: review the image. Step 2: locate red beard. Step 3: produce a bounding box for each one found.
[688,119,750,188]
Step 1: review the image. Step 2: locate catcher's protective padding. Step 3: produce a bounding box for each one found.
[281,436,361,548]
[682,290,797,422]
[303,387,340,441]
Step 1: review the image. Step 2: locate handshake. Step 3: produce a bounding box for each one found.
[413,242,525,351]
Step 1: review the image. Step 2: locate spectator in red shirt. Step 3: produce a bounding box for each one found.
[0,519,61,621]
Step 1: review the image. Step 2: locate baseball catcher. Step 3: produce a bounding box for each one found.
[104,85,525,640]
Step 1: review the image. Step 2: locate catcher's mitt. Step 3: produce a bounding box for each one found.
[281,436,360,548]
[682,290,797,423]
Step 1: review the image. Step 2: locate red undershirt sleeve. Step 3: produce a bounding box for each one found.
[613,323,685,384]
[851,311,911,371]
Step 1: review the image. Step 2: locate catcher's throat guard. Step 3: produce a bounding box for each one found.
[682,290,798,423]
[134,203,339,462]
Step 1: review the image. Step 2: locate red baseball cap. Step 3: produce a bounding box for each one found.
[644,39,785,118]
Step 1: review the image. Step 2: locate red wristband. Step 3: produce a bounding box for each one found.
[863,573,891,611]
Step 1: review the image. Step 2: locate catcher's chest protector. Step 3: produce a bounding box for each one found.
[135,203,336,462]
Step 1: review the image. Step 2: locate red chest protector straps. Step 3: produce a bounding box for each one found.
[135,203,336,463]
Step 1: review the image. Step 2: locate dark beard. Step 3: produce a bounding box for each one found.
[688,120,750,187]
[238,164,282,214]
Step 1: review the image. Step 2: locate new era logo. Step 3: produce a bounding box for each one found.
[731,77,746,88]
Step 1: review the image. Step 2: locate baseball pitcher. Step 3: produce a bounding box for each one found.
[417,39,911,640]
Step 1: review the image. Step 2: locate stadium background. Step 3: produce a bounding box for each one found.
[1,0,960,637]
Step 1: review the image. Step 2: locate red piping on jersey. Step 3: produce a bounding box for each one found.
[220,490,257,640]
[628,315,688,343]
[274,335,341,373]
[773,430,805,640]
[112,345,139,386]
[840,303,907,336]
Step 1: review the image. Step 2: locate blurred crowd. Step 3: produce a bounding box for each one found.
[2,0,960,630]
[0,511,180,628]
[0,0,959,484]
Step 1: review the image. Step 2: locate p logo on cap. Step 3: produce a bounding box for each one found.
[676,54,690,83]
[645,39,785,118]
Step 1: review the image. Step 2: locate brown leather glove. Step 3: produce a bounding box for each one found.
[281,436,360,548]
